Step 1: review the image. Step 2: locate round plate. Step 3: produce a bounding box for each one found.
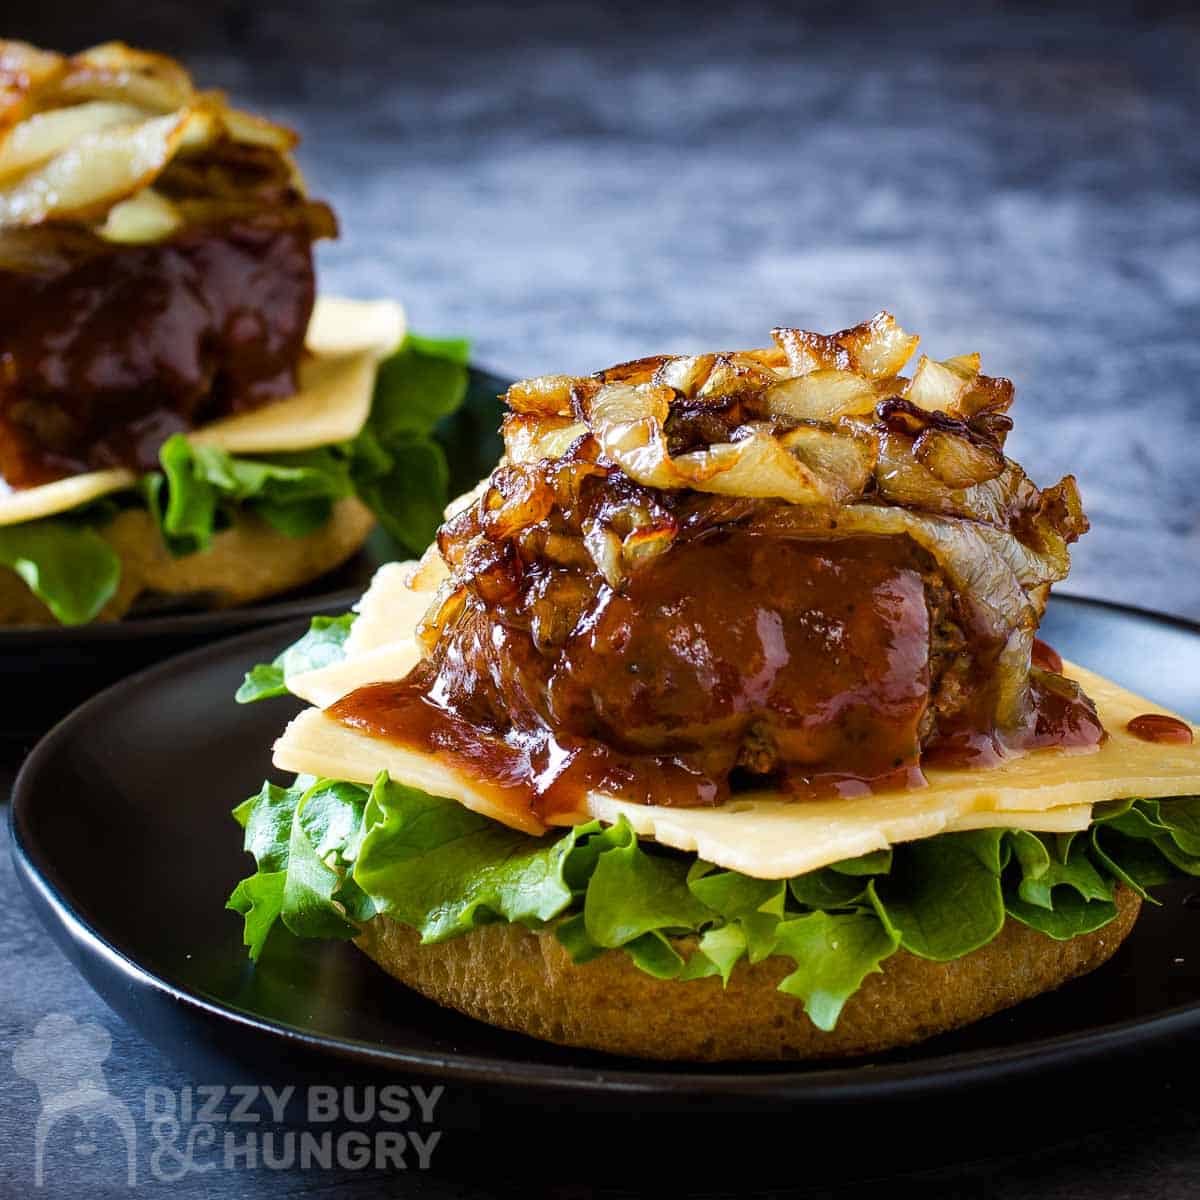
[10,596,1200,1114]
[0,366,509,741]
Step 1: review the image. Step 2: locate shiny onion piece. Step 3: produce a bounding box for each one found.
[51,42,195,113]
[772,311,918,378]
[914,427,1005,489]
[760,370,880,422]
[779,424,878,503]
[0,39,329,241]
[502,413,587,464]
[0,100,146,183]
[0,108,205,226]
[0,42,64,134]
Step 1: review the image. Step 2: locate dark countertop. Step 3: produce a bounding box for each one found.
[3,1,1200,1196]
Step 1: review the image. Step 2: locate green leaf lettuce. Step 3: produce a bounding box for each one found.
[228,771,1200,1032]
[1,328,471,624]
[0,516,121,625]
[236,612,357,703]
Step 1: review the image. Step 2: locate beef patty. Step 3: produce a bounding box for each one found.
[0,216,318,488]
[334,531,979,811]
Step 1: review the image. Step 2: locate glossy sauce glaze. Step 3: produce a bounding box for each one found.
[0,218,316,488]
[922,666,1107,769]
[330,531,1105,825]
[1126,713,1195,745]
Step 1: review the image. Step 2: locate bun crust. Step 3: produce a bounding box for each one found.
[0,496,375,625]
[355,886,1141,1061]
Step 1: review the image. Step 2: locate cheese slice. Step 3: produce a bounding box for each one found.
[341,558,442,657]
[272,654,1200,878]
[275,706,545,835]
[0,468,137,526]
[584,792,1092,881]
[187,346,380,456]
[944,804,1092,834]
[0,295,404,527]
[583,663,1200,877]
[290,639,423,710]
[305,297,406,358]
[275,561,1200,877]
[288,553,446,705]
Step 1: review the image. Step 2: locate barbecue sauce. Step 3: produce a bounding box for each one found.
[1126,713,1194,745]
[1032,637,1063,674]
[329,532,1104,826]
[0,218,316,488]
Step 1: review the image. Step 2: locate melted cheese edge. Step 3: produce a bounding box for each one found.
[274,558,1200,877]
[0,296,405,527]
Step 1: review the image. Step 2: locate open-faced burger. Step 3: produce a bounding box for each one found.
[230,314,1200,1060]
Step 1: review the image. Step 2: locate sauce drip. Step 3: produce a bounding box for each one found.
[922,670,1107,769]
[1126,713,1194,745]
[0,218,316,488]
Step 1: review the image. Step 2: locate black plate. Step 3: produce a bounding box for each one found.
[10,595,1200,1120]
[0,365,509,741]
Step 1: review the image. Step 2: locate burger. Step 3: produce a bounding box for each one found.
[0,40,468,625]
[230,314,1200,1061]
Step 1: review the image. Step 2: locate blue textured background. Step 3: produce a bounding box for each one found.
[3,3,1200,1197]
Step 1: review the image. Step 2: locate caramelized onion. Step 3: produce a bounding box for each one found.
[905,353,978,414]
[391,314,1099,806]
[95,186,182,243]
[504,374,575,417]
[593,354,673,386]
[502,413,587,463]
[1,42,67,134]
[761,369,879,422]
[0,109,203,226]
[694,353,779,398]
[778,423,876,502]
[0,100,144,183]
[772,311,919,379]
[652,353,717,395]
[835,311,922,378]
[914,427,1005,489]
[51,42,195,112]
[0,38,313,243]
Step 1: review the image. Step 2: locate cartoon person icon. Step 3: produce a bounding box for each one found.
[12,1013,137,1188]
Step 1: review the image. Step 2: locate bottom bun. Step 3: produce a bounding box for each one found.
[0,496,376,625]
[355,885,1141,1061]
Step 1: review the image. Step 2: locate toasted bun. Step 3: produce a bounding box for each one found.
[0,496,375,625]
[355,885,1141,1061]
